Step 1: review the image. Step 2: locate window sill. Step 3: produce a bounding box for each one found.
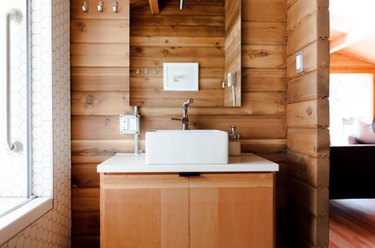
[0,197,53,245]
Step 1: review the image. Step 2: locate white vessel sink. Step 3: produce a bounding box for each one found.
[145,130,228,164]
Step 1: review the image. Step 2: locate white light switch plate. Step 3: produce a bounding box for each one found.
[296,50,304,74]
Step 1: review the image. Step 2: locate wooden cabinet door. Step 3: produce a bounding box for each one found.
[189,173,275,248]
[100,174,189,248]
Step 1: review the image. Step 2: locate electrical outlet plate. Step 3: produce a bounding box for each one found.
[296,50,304,74]
[120,114,140,135]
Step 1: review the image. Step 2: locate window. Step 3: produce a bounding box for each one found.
[0,0,32,217]
[329,73,374,145]
[0,0,54,243]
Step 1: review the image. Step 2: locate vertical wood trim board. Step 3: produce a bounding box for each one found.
[286,0,329,247]
[70,0,287,247]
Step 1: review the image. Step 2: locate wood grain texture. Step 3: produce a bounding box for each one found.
[287,128,329,158]
[287,39,329,78]
[287,176,328,217]
[287,151,329,188]
[287,69,329,103]
[242,22,286,45]
[71,0,288,246]
[148,0,159,14]
[330,199,375,248]
[330,52,375,71]
[224,0,241,106]
[100,174,189,248]
[72,237,100,248]
[71,43,130,67]
[71,19,129,43]
[288,205,329,247]
[287,99,329,128]
[100,173,275,248]
[287,9,329,55]
[71,0,130,19]
[71,68,129,92]
[189,173,275,248]
[130,0,228,107]
[243,45,286,69]
[242,0,286,22]
[286,1,329,247]
[286,0,328,34]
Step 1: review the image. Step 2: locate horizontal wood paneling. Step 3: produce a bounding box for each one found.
[72,92,130,115]
[287,151,329,187]
[71,0,130,19]
[243,45,286,69]
[72,237,100,248]
[72,115,286,140]
[72,188,100,212]
[242,22,286,45]
[72,212,100,236]
[131,15,224,26]
[71,19,129,43]
[71,1,130,245]
[287,69,329,103]
[130,2,226,107]
[288,205,329,247]
[243,69,286,92]
[131,4,224,16]
[286,0,329,246]
[71,43,130,67]
[71,68,129,92]
[130,36,224,47]
[287,99,329,128]
[287,39,329,78]
[287,9,329,55]
[286,0,328,34]
[287,128,329,158]
[330,52,375,71]
[242,0,286,22]
[288,177,328,217]
[71,0,288,246]
[72,164,100,188]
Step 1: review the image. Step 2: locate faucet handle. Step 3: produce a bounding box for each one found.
[171,117,182,121]
[183,98,194,107]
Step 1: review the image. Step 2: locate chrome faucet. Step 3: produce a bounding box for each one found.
[172,98,194,130]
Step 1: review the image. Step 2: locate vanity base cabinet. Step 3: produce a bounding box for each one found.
[100,173,275,248]
[100,174,189,248]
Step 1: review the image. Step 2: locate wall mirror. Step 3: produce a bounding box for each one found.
[129,0,241,107]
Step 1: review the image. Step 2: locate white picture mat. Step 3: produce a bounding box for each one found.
[163,63,199,91]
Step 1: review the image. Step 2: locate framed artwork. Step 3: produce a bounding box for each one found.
[163,63,199,91]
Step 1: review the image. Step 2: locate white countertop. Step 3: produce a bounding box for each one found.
[97,153,279,173]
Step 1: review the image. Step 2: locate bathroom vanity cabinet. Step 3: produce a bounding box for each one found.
[98,154,277,248]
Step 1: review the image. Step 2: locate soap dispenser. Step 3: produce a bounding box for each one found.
[229,125,241,156]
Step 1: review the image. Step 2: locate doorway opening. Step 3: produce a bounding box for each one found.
[329,0,375,246]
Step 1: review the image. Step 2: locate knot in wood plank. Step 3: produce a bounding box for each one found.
[249,50,269,59]
[86,95,95,105]
[306,107,313,116]
[76,21,86,32]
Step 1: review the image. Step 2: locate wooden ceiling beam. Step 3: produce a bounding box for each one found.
[149,0,160,14]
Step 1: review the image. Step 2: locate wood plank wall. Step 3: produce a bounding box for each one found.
[130,0,226,107]
[286,0,330,246]
[70,0,287,247]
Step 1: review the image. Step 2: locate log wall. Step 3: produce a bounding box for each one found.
[286,0,330,246]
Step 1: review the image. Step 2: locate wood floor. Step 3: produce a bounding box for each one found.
[330,199,375,248]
